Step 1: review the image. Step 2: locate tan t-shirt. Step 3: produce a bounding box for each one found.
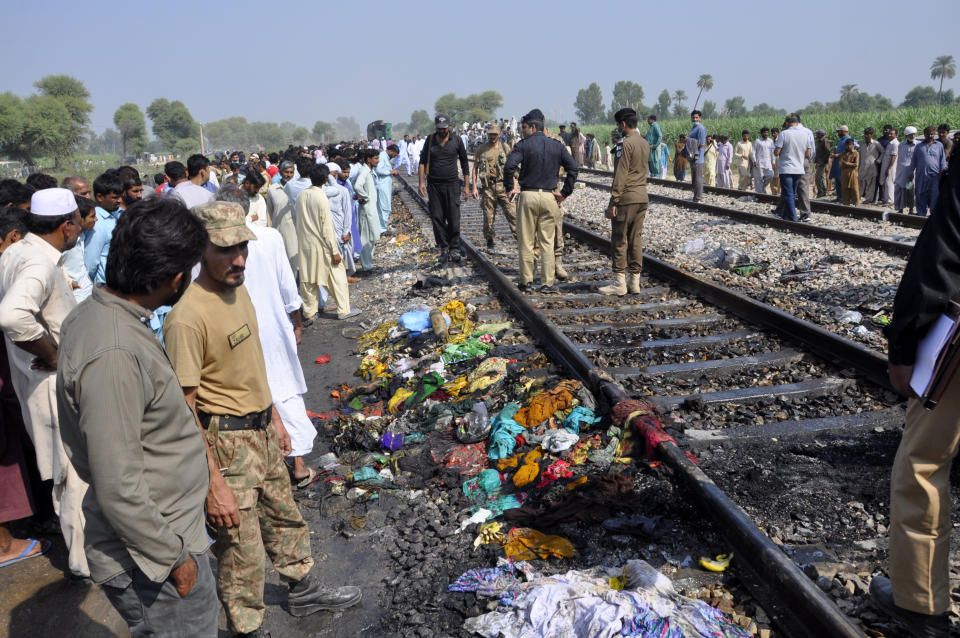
[164,281,272,416]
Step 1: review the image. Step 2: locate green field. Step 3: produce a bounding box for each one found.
[581,105,959,147]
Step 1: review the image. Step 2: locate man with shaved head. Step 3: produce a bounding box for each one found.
[61,176,91,199]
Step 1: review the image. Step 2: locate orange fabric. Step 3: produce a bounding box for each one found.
[513,463,539,488]
[503,527,575,561]
[514,382,579,427]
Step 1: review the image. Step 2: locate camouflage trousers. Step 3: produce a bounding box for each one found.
[206,419,314,634]
[479,183,517,242]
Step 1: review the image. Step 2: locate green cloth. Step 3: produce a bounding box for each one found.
[645,122,662,173]
[441,337,493,364]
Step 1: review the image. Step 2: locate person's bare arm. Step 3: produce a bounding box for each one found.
[271,405,291,455]
[182,387,240,528]
[15,334,58,371]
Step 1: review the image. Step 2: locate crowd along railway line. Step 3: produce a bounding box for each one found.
[393,172,916,637]
[578,165,926,231]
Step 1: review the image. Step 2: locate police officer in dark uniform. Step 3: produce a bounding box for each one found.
[502,109,578,292]
[418,114,470,263]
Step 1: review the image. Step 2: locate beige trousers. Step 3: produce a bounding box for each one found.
[300,263,350,318]
[517,191,558,286]
[890,371,960,614]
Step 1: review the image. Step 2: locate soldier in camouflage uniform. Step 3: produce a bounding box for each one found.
[471,123,517,249]
[164,201,361,638]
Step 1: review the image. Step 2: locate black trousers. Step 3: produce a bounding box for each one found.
[427,181,461,252]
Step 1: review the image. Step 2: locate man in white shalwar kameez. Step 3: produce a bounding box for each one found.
[266,161,299,274]
[295,164,360,321]
[354,150,380,273]
[325,163,356,276]
[0,188,89,577]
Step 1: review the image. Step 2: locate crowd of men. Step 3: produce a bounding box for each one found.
[0,99,958,638]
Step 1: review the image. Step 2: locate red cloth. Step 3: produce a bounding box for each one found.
[266,165,279,178]
[612,399,698,464]
[534,460,573,488]
[432,442,486,477]
[0,340,35,523]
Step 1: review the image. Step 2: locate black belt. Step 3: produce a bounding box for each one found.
[197,407,271,431]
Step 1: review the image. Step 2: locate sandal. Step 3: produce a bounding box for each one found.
[294,467,320,489]
[0,538,51,568]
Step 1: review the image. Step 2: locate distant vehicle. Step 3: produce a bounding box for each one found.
[366,120,392,141]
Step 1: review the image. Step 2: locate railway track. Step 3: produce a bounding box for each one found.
[393,171,907,638]
[579,165,926,230]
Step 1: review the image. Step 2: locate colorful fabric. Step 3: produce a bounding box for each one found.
[535,460,573,488]
[434,442,487,477]
[562,405,602,434]
[488,403,525,459]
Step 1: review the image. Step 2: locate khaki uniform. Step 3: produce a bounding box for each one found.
[545,131,567,259]
[608,130,650,274]
[164,283,313,634]
[474,140,517,242]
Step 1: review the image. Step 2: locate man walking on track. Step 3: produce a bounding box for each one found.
[418,114,470,264]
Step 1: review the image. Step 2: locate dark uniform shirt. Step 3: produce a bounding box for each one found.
[420,132,469,184]
[886,168,960,364]
[502,132,579,197]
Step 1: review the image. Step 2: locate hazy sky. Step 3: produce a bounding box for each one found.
[5,0,955,135]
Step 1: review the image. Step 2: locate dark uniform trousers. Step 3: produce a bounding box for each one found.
[427,181,461,253]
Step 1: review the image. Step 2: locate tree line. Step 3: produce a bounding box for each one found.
[571,56,957,125]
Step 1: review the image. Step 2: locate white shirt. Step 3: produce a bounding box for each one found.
[61,236,93,302]
[775,125,811,174]
[247,193,268,226]
[170,181,214,209]
[242,224,306,402]
[0,233,77,482]
[753,138,776,171]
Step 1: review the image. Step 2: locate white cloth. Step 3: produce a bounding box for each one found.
[247,193,269,226]
[265,183,298,272]
[0,233,89,576]
[274,393,315,458]
[753,138,775,171]
[169,181,214,209]
[775,125,811,174]
[243,224,306,405]
[880,138,899,202]
[61,237,93,302]
[895,139,917,186]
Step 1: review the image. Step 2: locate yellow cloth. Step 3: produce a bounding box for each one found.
[512,463,539,488]
[514,380,580,427]
[503,527,575,560]
[388,388,415,413]
[465,357,509,393]
[165,283,272,416]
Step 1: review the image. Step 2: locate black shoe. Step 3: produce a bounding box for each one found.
[517,282,533,292]
[450,251,462,263]
[799,213,810,222]
[437,251,448,264]
[486,239,494,249]
[869,576,949,638]
[234,629,271,638]
[288,571,362,617]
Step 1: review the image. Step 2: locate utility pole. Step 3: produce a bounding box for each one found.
[199,122,205,155]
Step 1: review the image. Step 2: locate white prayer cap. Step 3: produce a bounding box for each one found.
[30,188,78,217]
[326,162,341,174]
[904,126,918,135]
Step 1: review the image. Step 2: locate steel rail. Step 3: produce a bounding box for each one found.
[579,166,925,229]
[396,175,867,638]
[578,178,914,257]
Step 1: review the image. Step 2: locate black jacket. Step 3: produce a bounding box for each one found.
[503,132,578,197]
[886,166,960,364]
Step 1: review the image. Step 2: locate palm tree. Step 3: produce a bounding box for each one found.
[693,74,714,110]
[673,90,688,110]
[930,55,956,104]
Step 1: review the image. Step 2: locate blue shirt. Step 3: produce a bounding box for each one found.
[910,141,948,181]
[84,206,122,284]
[689,123,706,164]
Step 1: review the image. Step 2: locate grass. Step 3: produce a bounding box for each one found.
[581,105,959,147]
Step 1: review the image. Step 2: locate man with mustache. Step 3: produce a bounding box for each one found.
[164,201,360,637]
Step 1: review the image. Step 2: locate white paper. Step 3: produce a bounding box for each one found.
[910,314,957,397]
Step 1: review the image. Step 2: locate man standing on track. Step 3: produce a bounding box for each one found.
[858,127,884,204]
[598,108,649,297]
[880,128,899,205]
[471,123,517,249]
[503,109,577,293]
[418,114,470,264]
[687,111,706,201]
[875,163,959,638]
[910,126,948,217]
[774,115,812,222]
[813,129,833,198]
[895,127,919,214]
[645,115,662,178]
[735,130,752,191]
[752,127,776,194]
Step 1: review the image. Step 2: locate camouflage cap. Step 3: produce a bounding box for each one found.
[487,123,501,134]
[192,201,256,247]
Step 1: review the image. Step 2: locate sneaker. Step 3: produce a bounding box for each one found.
[288,571,362,617]
[337,309,362,321]
[869,576,949,638]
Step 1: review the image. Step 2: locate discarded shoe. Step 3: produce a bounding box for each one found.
[869,576,949,638]
[288,571,362,617]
